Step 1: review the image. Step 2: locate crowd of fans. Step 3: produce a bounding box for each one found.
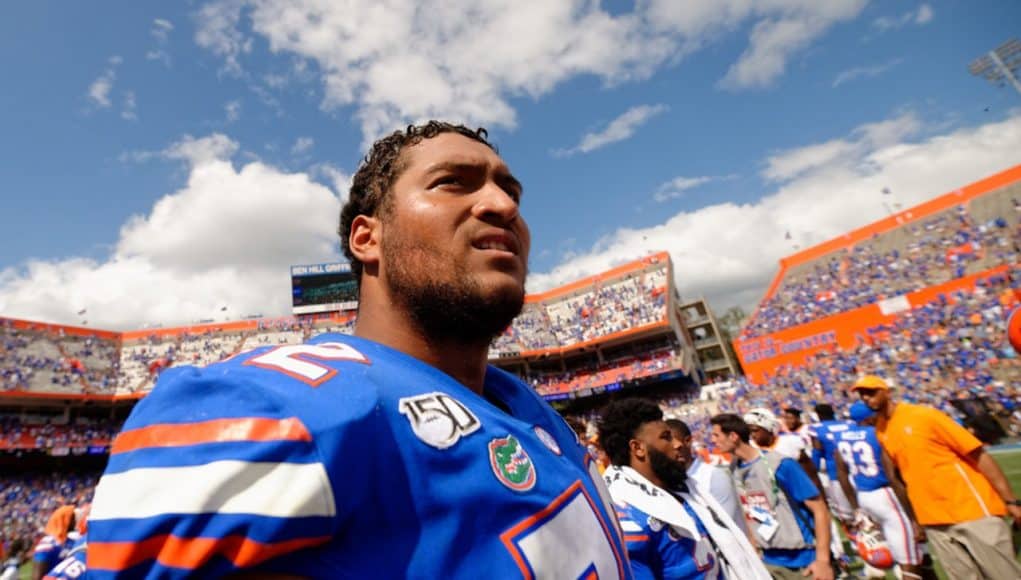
[528,346,681,397]
[0,315,358,396]
[0,417,121,452]
[742,191,1020,338]
[492,263,668,355]
[0,471,98,566]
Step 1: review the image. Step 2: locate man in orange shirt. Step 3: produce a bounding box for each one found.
[853,375,1021,579]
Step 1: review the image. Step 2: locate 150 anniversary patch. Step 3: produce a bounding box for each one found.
[399,392,481,449]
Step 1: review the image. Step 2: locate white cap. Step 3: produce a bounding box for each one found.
[743,408,780,434]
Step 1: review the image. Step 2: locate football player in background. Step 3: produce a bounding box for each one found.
[833,401,929,580]
[87,122,633,578]
[601,400,768,579]
[666,418,746,534]
[781,407,812,451]
[809,404,856,525]
[32,506,77,580]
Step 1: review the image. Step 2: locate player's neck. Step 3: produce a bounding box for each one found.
[354,289,490,393]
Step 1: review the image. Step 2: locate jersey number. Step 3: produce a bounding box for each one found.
[245,342,369,386]
[837,440,880,478]
[501,481,624,579]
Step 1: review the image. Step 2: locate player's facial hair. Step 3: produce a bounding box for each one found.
[648,446,688,491]
[383,225,524,345]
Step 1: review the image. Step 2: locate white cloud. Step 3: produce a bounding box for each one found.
[832,58,903,88]
[763,112,921,181]
[718,0,868,90]
[121,91,138,120]
[120,133,240,167]
[653,176,714,202]
[0,133,345,329]
[291,136,314,155]
[194,0,252,76]
[528,112,1021,312]
[193,0,872,142]
[87,56,122,108]
[146,18,175,66]
[151,18,174,42]
[873,4,934,32]
[555,104,668,157]
[225,99,242,122]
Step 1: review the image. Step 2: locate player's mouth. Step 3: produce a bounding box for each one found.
[472,231,520,257]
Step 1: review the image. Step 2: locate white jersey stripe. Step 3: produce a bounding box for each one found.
[90,460,336,520]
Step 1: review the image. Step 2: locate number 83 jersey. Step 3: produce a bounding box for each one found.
[87,333,633,579]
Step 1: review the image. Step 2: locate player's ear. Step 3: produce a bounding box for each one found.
[349,214,381,271]
[629,438,645,461]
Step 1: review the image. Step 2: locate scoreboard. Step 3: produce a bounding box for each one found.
[290,262,359,315]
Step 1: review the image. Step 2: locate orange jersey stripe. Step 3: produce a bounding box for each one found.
[89,534,331,571]
[111,417,312,455]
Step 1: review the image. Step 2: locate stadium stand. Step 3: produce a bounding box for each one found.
[741,173,1021,339]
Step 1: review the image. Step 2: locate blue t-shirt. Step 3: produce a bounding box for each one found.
[834,425,889,492]
[764,457,819,569]
[616,493,718,579]
[87,334,632,579]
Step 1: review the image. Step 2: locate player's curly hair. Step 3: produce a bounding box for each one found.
[598,398,664,467]
[338,121,496,282]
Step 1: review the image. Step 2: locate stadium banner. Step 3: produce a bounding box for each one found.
[735,264,1014,384]
[290,262,359,315]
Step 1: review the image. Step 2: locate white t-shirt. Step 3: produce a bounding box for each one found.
[688,457,746,532]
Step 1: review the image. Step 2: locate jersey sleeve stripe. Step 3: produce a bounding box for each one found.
[111,417,311,455]
[103,438,321,475]
[87,513,333,545]
[87,533,332,572]
[90,460,336,520]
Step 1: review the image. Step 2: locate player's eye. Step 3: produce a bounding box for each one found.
[432,175,464,188]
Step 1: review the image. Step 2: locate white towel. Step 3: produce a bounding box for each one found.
[604,465,770,580]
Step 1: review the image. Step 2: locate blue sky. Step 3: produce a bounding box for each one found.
[1,1,1020,329]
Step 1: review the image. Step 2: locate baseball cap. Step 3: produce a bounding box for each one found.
[743,408,779,433]
[849,401,876,422]
[852,375,890,391]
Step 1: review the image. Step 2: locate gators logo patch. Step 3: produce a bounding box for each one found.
[489,435,536,492]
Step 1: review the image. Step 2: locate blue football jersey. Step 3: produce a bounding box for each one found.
[44,541,87,580]
[87,333,631,579]
[616,499,718,580]
[813,420,852,479]
[834,425,889,492]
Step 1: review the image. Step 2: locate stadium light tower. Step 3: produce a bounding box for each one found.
[969,38,1021,97]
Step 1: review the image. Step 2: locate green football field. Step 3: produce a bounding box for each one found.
[17,449,1021,579]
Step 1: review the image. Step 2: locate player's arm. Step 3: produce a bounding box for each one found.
[970,448,1021,525]
[84,363,360,578]
[933,408,1021,525]
[776,459,832,580]
[802,495,834,580]
[833,454,860,511]
[797,449,826,496]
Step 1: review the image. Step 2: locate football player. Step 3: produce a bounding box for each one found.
[602,400,768,579]
[87,122,632,578]
[833,402,928,580]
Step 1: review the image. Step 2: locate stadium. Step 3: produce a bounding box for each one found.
[3,159,1020,577]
